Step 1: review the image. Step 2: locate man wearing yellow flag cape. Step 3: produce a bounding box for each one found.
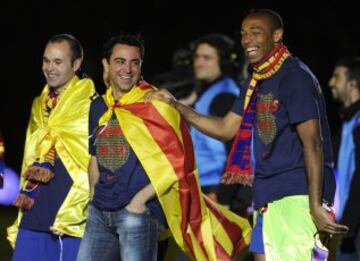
[8,34,96,260]
[76,34,250,261]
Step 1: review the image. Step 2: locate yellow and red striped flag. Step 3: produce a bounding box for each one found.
[100,82,252,261]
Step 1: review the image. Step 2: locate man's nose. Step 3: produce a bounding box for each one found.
[124,62,131,73]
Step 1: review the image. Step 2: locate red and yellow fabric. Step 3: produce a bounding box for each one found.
[100,83,252,260]
[7,76,96,247]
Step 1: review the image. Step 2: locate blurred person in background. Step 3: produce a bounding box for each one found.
[189,33,241,204]
[328,57,360,260]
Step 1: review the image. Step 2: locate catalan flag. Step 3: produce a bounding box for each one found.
[99,82,252,261]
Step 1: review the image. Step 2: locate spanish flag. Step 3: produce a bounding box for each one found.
[99,82,251,261]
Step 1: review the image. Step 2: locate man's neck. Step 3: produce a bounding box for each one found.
[111,87,128,100]
[252,43,283,70]
[51,75,75,95]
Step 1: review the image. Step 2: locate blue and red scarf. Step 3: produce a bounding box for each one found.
[222,44,290,185]
[14,90,58,210]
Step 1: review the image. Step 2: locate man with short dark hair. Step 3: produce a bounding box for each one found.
[147,9,349,260]
[8,34,96,261]
[328,57,360,260]
[77,33,251,261]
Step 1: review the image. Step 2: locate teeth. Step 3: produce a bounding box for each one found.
[247,47,258,52]
[121,75,131,79]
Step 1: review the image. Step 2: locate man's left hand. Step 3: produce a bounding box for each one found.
[126,199,147,214]
[311,205,349,235]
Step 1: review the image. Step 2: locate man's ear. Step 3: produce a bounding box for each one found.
[73,58,82,72]
[348,79,359,93]
[273,28,284,43]
[102,58,110,87]
[102,58,109,73]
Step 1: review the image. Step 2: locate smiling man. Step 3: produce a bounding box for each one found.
[8,34,96,261]
[77,33,251,261]
[146,9,349,260]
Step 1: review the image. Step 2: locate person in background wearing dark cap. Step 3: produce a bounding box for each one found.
[146,9,349,260]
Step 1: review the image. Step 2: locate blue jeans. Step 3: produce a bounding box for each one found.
[77,204,162,261]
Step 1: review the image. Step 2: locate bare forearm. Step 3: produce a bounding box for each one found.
[145,89,241,140]
[88,156,100,198]
[173,100,240,141]
[132,183,156,204]
[303,139,323,210]
[297,119,349,234]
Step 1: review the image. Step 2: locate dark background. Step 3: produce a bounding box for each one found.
[1,0,360,259]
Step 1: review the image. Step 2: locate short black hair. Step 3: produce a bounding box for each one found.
[48,34,83,63]
[103,33,145,61]
[192,33,237,76]
[247,9,284,31]
[337,57,360,91]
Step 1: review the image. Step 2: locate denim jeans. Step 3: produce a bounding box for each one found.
[77,204,162,261]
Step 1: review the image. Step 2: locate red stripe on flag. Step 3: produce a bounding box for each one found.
[214,237,232,261]
[126,103,207,258]
[204,197,247,256]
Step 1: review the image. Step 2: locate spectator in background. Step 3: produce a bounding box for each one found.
[187,34,243,205]
[328,57,360,260]
[152,37,252,216]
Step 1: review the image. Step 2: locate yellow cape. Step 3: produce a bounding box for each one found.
[7,76,96,247]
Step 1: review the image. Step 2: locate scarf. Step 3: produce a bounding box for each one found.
[100,83,251,260]
[222,44,290,185]
[14,90,58,209]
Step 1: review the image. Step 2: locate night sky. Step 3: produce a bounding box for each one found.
[1,0,360,173]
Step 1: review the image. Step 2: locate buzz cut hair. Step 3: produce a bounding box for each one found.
[248,9,284,31]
